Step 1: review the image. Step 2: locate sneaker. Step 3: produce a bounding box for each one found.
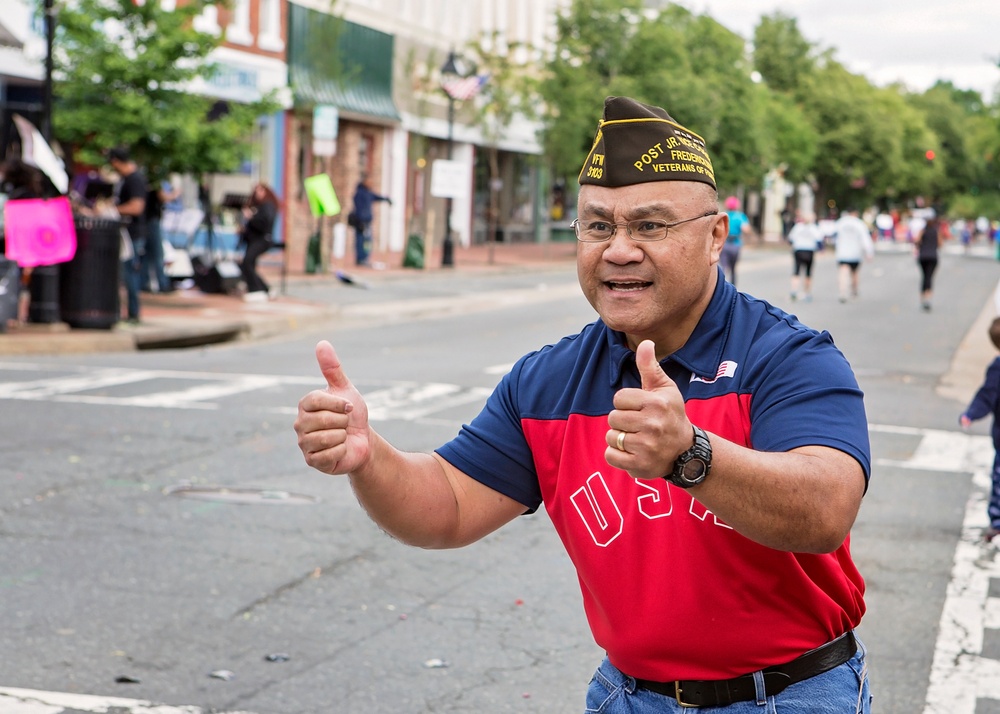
[984,526,1000,542]
[268,288,280,300]
[790,292,798,302]
[243,291,268,303]
[921,302,931,312]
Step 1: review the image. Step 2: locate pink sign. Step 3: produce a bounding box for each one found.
[3,197,77,267]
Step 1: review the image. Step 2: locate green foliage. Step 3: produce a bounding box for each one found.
[757,90,817,184]
[752,12,998,212]
[540,0,645,179]
[752,13,814,94]
[540,0,769,190]
[50,0,278,175]
[462,33,537,146]
[537,0,1000,215]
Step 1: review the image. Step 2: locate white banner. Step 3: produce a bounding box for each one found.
[430,159,469,200]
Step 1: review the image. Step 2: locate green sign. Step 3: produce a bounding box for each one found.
[304,173,341,217]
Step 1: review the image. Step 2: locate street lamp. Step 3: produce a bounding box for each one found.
[439,50,465,268]
[43,0,54,142]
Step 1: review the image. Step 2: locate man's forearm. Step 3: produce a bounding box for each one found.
[348,431,523,549]
[117,198,145,217]
[691,440,865,554]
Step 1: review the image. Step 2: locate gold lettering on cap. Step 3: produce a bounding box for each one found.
[633,142,665,172]
[670,150,711,169]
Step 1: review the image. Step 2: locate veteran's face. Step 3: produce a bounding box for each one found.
[575,180,727,357]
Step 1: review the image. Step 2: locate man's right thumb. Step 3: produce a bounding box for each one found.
[316,340,349,390]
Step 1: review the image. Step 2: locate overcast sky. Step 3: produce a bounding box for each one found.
[679,0,1000,100]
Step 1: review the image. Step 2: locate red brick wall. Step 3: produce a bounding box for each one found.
[282,112,388,273]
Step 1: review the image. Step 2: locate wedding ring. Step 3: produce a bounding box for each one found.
[616,430,627,452]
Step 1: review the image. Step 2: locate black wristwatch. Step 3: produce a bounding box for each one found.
[665,425,712,488]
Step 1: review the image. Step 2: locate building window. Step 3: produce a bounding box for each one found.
[258,0,284,52]
[226,0,253,46]
[360,134,375,178]
[193,4,221,36]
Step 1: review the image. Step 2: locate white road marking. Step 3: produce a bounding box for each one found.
[0,369,163,400]
[366,382,491,421]
[484,362,515,375]
[898,426,1000,713]
[0,686,254,713]
[0,364,491,419]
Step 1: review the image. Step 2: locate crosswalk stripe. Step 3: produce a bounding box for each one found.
[918,430,1000,712]
[0,686,255,713]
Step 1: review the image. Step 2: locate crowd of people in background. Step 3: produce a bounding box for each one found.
[738,201,1000,313]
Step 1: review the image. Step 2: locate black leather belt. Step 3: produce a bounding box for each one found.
[633,631,857,708]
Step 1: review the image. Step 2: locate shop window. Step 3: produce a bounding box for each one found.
[258,0,284,52]
[226,0,252,46]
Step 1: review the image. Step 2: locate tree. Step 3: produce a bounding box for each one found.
[540,0,767,191]
[752,13,814,94]
[462,33,539,263]
[540,0,645,180]
[757,89,817,185]
[908,83,986,201]
[50,0,277,175]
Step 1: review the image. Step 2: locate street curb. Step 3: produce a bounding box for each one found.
[938,280,1000,405]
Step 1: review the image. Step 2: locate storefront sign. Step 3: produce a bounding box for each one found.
[430,159,469,200]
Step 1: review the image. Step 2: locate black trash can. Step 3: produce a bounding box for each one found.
[0,257,20,332]
[28,264,61,324]
[59,216,122,329]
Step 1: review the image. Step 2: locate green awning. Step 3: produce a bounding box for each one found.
[288,4,400,123]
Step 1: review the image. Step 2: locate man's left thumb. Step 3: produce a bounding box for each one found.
[636,340,671,391]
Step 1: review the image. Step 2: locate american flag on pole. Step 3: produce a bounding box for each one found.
[442,74,488,101]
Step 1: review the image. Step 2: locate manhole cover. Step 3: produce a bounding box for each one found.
[164,485,317,505]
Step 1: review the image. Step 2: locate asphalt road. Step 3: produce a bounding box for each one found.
[0,241,998,713]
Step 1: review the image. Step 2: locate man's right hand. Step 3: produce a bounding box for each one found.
[294,341,372,475]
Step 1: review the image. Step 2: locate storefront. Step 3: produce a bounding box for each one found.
[284,4,403,271]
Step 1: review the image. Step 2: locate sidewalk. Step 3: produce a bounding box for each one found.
[0,240,582,355]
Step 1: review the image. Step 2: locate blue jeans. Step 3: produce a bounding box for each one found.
[120,236,145,321]
[585,638,870,713]
[720,242,741,285]
[355,223,372,265]
[989,453,1000,527]
[140,218,171,292]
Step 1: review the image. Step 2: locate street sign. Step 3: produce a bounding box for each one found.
[313,105,339,157]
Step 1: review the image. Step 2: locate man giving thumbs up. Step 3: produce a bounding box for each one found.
[295,96,873,713]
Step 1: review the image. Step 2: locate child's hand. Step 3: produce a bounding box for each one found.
[959,415,972,429]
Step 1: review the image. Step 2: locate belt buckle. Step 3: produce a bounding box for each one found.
[675,682,700,708]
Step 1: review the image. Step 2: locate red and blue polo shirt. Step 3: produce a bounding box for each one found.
[437,274,870,681]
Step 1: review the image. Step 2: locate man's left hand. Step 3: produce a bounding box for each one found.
[605,340,692,480]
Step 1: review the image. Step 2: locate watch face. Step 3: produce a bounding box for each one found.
[682,459,707,482]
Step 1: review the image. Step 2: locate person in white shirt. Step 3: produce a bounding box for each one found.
[833,209,875,302]
[787,212,822,302]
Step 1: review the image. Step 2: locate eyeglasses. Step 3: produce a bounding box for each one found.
[571,211,718,243]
